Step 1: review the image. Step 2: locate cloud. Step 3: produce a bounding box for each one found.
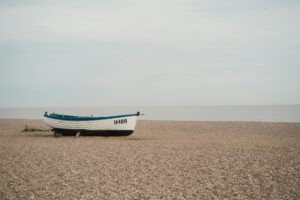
[0,0,299,106]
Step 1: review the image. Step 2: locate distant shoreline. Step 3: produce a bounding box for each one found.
[1,105,300,122]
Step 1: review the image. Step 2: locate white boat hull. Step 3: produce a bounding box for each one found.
[43,112,140,136]
[44,115,137,131]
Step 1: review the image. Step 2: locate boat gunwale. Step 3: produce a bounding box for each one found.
[44,113,139,121]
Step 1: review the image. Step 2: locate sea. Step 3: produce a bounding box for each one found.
[0,105,299,122]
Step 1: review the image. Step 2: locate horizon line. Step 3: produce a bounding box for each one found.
[0,104,300,109]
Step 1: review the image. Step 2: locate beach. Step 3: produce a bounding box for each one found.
[0,119,299,199]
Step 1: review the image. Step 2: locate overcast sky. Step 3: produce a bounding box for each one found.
[0,0,299,107]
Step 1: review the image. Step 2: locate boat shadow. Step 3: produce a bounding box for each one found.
[57,133,155,140]
[22,130,155,140]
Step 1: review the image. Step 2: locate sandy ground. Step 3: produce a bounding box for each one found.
[0,119,299,200]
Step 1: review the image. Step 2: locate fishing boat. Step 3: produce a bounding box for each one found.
[43,111,141,136]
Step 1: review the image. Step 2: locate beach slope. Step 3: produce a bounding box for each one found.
[0,119,299,199]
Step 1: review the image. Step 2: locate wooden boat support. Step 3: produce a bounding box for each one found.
[44,111,142,137]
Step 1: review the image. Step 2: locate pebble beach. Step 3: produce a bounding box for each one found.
[0,119,299,199]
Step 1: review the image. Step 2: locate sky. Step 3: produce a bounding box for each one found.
[0,0,299,107]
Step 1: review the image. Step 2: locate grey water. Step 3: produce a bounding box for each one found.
[0,105,300,122]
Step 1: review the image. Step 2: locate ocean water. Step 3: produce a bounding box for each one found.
[0,105,299,122]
